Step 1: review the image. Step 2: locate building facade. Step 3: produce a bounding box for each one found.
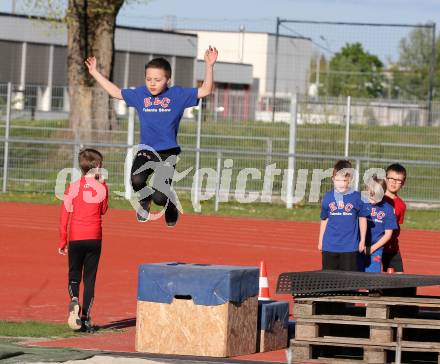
[180,29,313,120]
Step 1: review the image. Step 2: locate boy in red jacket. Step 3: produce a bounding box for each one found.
[382,163,407,272]
[58,148,108,332]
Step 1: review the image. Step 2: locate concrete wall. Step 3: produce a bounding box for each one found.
[196,61,253,85]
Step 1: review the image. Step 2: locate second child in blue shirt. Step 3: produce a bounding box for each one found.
[319,160,368,271]
[358,176,398,272]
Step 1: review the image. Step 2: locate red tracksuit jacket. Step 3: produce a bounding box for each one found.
[59,176,108,249]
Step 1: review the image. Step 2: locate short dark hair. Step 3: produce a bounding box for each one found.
[333,159,352,177]
[78,148,103,176]
[386,163,407,181]
[145,57,172,79]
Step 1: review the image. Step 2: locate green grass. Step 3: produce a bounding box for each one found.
[0,324,100,363]
[0,319,127,338]
[0,321,78,338]
[1,191,439,231]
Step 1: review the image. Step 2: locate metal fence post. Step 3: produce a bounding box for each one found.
[215,151,222,212]
[345,96,351,157]
[266,138,272,166]
[286,93,298,209]
[271,17,281,123]
[194,99,202,210]
[355,158,361,191]
[214,88,218,123]
[124,107,135,200]
[2,82,12,193]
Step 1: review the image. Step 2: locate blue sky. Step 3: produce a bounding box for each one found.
[118,0,440,64]
[116,0,439,28]
[1,0,438,27]
[1,0,438,63]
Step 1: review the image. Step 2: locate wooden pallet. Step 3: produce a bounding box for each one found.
[289,295,440,364]
[294,295,440,321]
[290,339,440,363]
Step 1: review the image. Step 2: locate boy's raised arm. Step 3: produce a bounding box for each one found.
[85,56,123,100]
[198,46,218,99]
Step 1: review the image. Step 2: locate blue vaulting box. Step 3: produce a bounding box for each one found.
[137,262,259,305]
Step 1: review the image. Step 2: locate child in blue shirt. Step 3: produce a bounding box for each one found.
[358,176,398,272]
[319,160,368,271]
[86,47,218,226]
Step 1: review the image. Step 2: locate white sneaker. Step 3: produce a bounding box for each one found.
[68,298,82,330]
[136,198,152,223]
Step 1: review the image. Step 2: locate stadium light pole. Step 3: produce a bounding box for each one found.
[239,24,245,63]
[320,35,330,96]
[315,53,321,97]
[272,17,281,123]
[428,22,436,126]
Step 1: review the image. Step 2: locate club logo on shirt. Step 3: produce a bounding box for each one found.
[344,203,353,212]
[328,201,353,215]
[143,97,171,113]
[370,207,385,221]
[368,207,386,224]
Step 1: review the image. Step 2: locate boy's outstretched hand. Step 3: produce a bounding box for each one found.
[85,56,97,74]
[204,46,218,66]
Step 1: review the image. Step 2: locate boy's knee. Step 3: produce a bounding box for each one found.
[131,174,145,191]
[152,190,168,206]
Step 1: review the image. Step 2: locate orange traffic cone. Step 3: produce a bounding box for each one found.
[258,261,271,301]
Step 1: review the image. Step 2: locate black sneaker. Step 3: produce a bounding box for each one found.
[67,298,82,330]
[165,203,179,227]
[136,198,152,223]
[81,318,96,333]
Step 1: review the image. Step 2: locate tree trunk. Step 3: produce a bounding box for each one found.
[67,0,124,142]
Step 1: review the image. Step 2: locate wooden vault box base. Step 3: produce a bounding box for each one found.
[136,296,258,357]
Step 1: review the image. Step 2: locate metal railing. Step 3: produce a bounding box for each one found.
[1,82,440,208]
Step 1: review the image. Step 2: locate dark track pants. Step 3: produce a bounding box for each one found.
[68,239,101,319]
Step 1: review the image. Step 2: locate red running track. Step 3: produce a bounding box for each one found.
[1,202,440,362]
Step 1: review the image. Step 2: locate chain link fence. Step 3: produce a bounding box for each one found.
[1,82,440,208]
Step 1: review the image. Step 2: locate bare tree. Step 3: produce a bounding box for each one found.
[24,0,146,138]
[66,0,124,137]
